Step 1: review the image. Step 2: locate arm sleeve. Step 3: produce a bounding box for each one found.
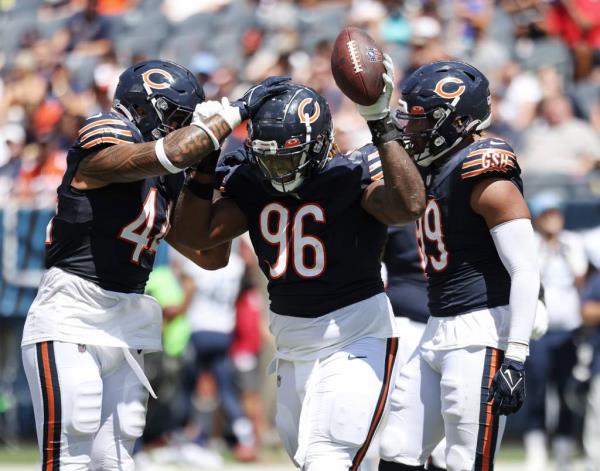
[490,218,540,361]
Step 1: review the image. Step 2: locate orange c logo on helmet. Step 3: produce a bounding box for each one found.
[142,68,174,90]
[298,98,321,124]
[434,77,466,99]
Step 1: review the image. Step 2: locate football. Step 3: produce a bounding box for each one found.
[331,27,386,106]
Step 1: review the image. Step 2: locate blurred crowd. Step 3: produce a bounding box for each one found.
[1,0,600,468]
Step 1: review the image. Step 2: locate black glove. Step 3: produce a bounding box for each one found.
[231,76,291,121]
[195,149,221,175]
[488,358,526,415]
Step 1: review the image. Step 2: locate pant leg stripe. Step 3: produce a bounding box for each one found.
[350,337,399,471]
[474,347,503,471]
[36,342,61,471]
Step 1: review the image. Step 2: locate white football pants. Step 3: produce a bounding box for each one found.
[22,341,149,470]
[378,318,446,468]
[382,344,506,471]
[275,336,398,471]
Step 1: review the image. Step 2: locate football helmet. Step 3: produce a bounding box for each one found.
[395,60,491,167]
[248,84,333,193]
[113,60,205,142]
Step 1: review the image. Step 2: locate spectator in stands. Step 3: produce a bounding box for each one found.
[522,192,588,471]
[545,0,600,81]
[0,123,26,205]
[54,0,111,57]
[580,271,600,471]
[520,93,600,177]
[171,243,257,462]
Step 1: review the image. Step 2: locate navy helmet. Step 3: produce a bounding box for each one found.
[395,60,491,166]
[113,60,205,141]
[248,84,333,193]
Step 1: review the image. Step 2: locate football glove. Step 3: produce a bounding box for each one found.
[231,76,291,122]
[488,358,526,416]
[356,53,395,122]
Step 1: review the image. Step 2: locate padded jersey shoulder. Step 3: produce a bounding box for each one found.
[75,111,143,152]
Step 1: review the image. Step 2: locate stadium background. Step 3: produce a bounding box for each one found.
[0,0,600,469]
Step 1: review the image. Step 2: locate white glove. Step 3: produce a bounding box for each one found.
[356,53,395,122]
[192,100,224,126]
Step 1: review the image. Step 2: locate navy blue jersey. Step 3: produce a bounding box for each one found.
[45,111,184,293]
[383,225,429,323]
[416,137,523,317]
[220,144,386,317]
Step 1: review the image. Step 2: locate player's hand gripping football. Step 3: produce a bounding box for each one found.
[488,358,526,415]
[356,54,394,122]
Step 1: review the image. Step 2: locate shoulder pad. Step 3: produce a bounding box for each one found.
[77,112,138,150]
[460,138,520,181]
[346,143,383,183]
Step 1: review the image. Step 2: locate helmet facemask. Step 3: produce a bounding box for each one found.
[395,97,491,167]
[250,131,332,193]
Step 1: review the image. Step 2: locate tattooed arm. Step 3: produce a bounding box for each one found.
[362,139,425,225]
[72,115,231,189]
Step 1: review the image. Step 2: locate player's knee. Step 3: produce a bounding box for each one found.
[116,384,148,439]
[304,458,350,471]
[64,380,103,435]
[328,390,372,446]
[445,446,473,471]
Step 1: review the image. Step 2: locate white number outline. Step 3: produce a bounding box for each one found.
[416,199,449,272]
[118,188,170,265]
[259,202,326,279]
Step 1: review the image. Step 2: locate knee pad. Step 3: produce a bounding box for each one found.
[328,390,372,446]
[116,382,148,439]
[64,379,103,435]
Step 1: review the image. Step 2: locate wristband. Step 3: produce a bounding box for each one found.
[185,178,214,200]
[505,341,528,364]
[367,115,403,147]
[155,138,182,174]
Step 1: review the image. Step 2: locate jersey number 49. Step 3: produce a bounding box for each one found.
[416,199,448,272]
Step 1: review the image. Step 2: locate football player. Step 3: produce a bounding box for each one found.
[173,63,427,470]
[378,61,540,471]
[21,59,286,470]
[379,225,446,471]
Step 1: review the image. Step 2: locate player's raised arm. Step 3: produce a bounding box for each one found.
[358,55,426,225]
[73,73,291,188]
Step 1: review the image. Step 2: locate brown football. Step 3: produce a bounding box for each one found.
[331,27,386,106]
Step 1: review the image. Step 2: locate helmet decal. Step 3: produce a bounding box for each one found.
[434,77,465,99]
[141,68,174,90]
[298,98,321,124]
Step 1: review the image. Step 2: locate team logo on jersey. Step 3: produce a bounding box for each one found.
[434,77,466,99]
[298,98,320,124]
[141,68,174,90]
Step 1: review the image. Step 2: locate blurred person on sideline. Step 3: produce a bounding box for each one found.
[520,94,600,176]
[580,270,600,471]
[230,235,268,445]
[171,241,258,462]
[522,192,588,471]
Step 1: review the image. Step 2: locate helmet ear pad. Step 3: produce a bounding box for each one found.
[113,60,205,141]
[248,84,334,193]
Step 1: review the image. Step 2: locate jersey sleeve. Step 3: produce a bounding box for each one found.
[347,144,384,191]
[460,138,521,183]
[76,113,139,151]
